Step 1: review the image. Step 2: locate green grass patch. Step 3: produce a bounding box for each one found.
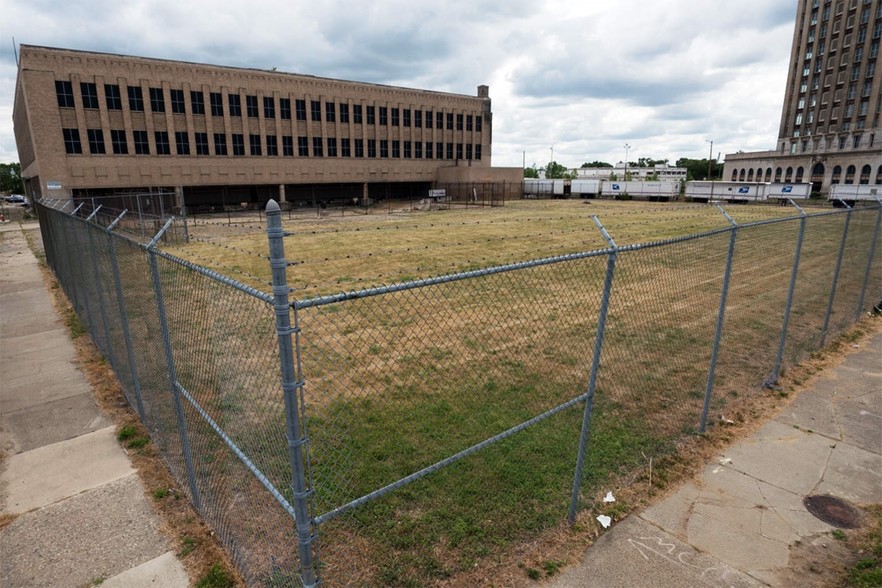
[195,564,234,588]
[847,505,882,587]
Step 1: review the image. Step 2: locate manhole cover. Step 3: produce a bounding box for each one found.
[803,495,863,529]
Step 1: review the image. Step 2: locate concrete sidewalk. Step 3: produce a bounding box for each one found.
[0,222,189,587]
[551,324,882,587]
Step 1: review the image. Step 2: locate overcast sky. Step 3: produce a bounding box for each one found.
[1,0,797,169]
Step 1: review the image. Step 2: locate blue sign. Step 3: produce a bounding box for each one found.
[738,187,749,193]
[612,184,620,190]
[782,185,793,193]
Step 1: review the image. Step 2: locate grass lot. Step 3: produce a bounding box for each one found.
[157,199,880,586]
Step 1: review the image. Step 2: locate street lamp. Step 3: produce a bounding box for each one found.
[706,139,714,179]
[550,145,554,164]
[623,143,631,180]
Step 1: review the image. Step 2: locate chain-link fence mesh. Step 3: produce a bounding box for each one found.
[34,198,882,587]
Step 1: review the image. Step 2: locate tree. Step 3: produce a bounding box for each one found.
[637,157,668,168]
[581,161,613,168]
[0,163,23,194]
[523,165,540,179]
[675,157,722,181]
[545,161,575,179]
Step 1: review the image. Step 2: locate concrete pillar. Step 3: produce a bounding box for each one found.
[362,182,369,206]
[175,185,185,216]
[279,184,287,203]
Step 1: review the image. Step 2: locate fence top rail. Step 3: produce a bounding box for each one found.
[150,247,274,303]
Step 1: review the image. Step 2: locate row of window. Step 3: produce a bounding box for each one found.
[732,163,882,184]
[54,81,484,131]
[786,131,875,153]
[61,127,484,160]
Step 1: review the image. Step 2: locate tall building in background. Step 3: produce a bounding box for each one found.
[724,0,882,193]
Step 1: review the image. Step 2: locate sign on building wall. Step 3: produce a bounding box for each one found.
[46,181,62,190]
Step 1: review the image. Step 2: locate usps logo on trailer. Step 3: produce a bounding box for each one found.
[612,184,621,190]
[782,186,793,193]
[738,187,749,193]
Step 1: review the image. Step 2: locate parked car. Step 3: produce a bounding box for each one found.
[5,194,25,204]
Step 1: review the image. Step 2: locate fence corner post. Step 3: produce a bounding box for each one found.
[855,198,882,320]
[266,199,318,587]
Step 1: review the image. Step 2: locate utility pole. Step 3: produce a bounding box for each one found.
[706,139,714,179]
[623,143,631,180]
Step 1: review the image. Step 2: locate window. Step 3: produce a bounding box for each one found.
[380,139,389,157]
[403,109,410,127]
[415,110,422,128]
[447,113,454,130]
[436,142,444,159]
[264,96,275,119]
[425,110,433,128]
[296,99,307,120]
[175,131,190,155]
[445,142,453,159]
[229,94,242,116]
[327,137,337,157]
[128,86,145,111]
[425,141,433,159]
[340,103,349,123]
[391,108,399,126]
[62,128,83,154]
[214,133,228,156]
[437,112,444,128]
[110,129,127,154]
[853,134,862,148]
[250,134,261,156]
[403,141,411,158]
[415,141,422,158]
[246,95,259,118]
[392,140,400,158]
[282,136,294,157]
[56,81,75,108]
[206,92,222,116]
[312,137,323,157]
[466,144,472,160]
[105,84,122,110]
[298,136,309,156]
[154,131,170,155]
[81,82,99,109]
[466,115,473,131]
[456,143,463,160]
[149,88,165,112]
[87,129,105,154]
[311,100,321,121]
[170,89,185,113]
[266,135,278,156]
[341,138,351,157]
[456,113,464,130]
[326,102,335,122]
[232,133,245,156]
[367,139,377,157]
[353,104,363,124]
[133,130,150,155]
[839,136,847,149]
[195,132,209,155]
[190,91,205,115]
[475,144,483,160]
[355,139,364,157]
[280,98,291,120]
[379,107,388,125]
[367,105,376,124]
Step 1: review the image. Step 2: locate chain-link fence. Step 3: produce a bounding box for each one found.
[35,197,882,587]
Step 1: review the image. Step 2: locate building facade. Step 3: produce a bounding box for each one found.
[13,45,520,213]
[723,0,882,193]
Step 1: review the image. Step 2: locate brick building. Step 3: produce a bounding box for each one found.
[13,45,521,213]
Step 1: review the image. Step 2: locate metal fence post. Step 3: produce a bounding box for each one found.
[820,202,852,346]
[855,198,882,320]
[766,199,807,388]
[568,215,617,525]
[266,199,317,587]
[700,206,737,432]
[85,213,115,364]
[106,210,147,422]
[146,218,202,510]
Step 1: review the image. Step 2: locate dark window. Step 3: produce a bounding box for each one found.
[86,129,105,154]
[403,109,411,127]
[456,143,463,160]
[128,86,145,111]
[327,137,337,157]
[341,138,351,157]
[232,133,245,156]
[415,141,422,158]
[367,105,376,124]
[61,129,83,153]
[355,139,364,157]
[456,114,464,131]
[149,88,165,112]
[266,135,278,156]
[425,110,433,128]
[476,116,482,132]
[110,129,127,154]
[296,99,307,120]
[175,131,190,155]
[298,136,309,156]
[392,140,400,158]
[105,84,122,110]
[447,113,454,130]
[81,82,99,109]
[475,144,482,160]
[425,141,433,159]
[246,95,259,118]
[154,131,170,155]
[437,112,444,128]
[391,108,399,126]
[353,104,363,123]
[466,115,473,131]
[312,137,323,156]
[367,139,377,157]
[264,96,275,118]
[195,132,209,155]
[326,102,335,122]
[379,107,388,125]
[403,140,411,158]
[280,98,291,119]
[210,92,223,116]
[249,134,262,156]
[415,110,422,128]
[282,135,294,156]
[380,139,389,157]
[133,130,149,155]
[56,81,75,108]
[170,89,185,113]
[436,142,444,159]
[311,100,321,121]
[229,94,242,116]
[447,143,454,159]
[190,91,205,115]
[340,103,349,123]
[466,144,472,160]
[214,133,228,155]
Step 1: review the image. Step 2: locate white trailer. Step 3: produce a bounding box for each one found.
[601,180,679,200]
[685,181,766,202]
[765,183,811,200]
[523,179,555,198]
[828,184,881,203]
[553,180,567,197]
[570,179,601,197]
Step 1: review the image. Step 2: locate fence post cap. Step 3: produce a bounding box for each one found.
[266,199,280,213]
